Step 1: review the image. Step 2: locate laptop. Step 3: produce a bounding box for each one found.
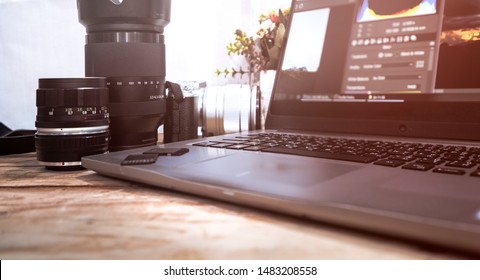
[82,0,480,254]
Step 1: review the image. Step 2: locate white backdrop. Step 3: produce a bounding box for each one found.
[0,0,291,130]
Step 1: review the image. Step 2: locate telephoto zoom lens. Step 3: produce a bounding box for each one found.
[35,78,110,171]
[77,0,171,151]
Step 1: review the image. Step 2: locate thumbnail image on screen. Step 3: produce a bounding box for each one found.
[281,8,331,72]
[436,0,480,90]
[357,0,437,22]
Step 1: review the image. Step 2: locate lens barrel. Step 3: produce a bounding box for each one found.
[77,0,171,151]
[201,85,258,137]
[35,78,110,170]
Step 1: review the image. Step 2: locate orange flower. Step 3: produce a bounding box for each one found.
[269,12,279,23]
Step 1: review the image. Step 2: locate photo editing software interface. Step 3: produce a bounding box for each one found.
[276,0,480,104]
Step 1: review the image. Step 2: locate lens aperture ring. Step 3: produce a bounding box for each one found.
[35,130,110,168]
[35,130,109,149]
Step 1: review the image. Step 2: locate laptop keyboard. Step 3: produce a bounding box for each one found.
[193,133,480,177]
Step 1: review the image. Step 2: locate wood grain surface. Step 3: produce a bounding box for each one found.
[0,153,468,259]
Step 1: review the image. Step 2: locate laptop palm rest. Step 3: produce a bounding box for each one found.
[175,153,361,198]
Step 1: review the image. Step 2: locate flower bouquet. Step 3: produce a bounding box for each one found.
[216,8,290,80]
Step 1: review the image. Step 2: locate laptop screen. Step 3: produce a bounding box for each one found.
[269,0,480,128]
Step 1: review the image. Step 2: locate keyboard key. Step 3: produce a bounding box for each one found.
[402,163,435,172]
[388,155,416,162]
[374,159,406,168]
[223,138,248,143]
[226,144,252,150]
[469,147,480,154]
[416,158,444,165]
[470,170,480,177]
[446,161,477,169]
[433,167,466,176]
[192,141,218,147]
[244,145,269,152]
[209,143,235,148]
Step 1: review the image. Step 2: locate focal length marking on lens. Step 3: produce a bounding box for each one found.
[107,77,163,86]
[36,126,109,135]
[105,77,166,103]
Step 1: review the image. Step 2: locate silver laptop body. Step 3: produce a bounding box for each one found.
[83,0,480,254]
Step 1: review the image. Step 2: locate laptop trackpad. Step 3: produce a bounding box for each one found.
[179,153,360,196]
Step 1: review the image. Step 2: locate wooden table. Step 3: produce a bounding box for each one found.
[0,152,470,259]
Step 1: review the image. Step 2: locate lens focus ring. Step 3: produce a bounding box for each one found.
[36,88,108,107]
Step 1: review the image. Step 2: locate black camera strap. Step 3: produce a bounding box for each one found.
[0,122,36,155]
[165,81,184,103]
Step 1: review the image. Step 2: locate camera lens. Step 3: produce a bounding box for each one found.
[35,78,110,171]
[77,0,171,151]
